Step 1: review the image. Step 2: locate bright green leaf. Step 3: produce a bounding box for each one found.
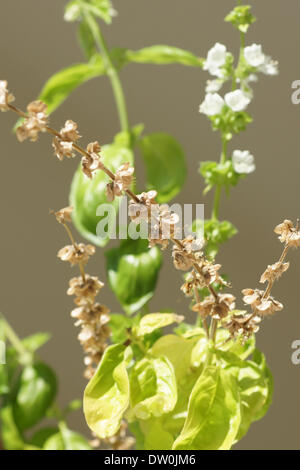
[105,239,162,315]
[134,313,184,337]
[128,356,177,421]
[138,133,187,203]
[70,138,133,246]
[58,422,92,450]
[151,334,199,382]
[84,344,131,438]
[173,366,241,450]
[123,45,204,68]
[0,404,25,450]
[13,362,57,430]
[141,419,174,450]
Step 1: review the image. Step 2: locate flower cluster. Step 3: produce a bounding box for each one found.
[55,206,110,379]
[16,101,48,142]
[223,220,299,341]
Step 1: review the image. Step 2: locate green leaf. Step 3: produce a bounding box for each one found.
[109,314,133,344]
[78,19,98,59]
[138,133,187,203]
[134,313,184,337]
[105,239,162,315]
[14,56,106,131]
[216,328,255,361]
[40,56,105,115]
[128,356,177,421]
[58,423,92,450]
[21,332,51,353]
[251,349,273,421]
[141,419,174,450]
[13,362,57,430]
[30,427,58,448]
[151,334,200,382]
[0,403,25,450]
[84,344,131,438]
[70,137,133,246]
[123,45,204,68]
[151,334,205,441]
[216,348,273,442]
[173,366,241,450]
[0,320,8,396]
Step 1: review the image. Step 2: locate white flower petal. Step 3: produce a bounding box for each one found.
[199,93,225,116]
[232,150,255,174]
[225,89,251,112]
[244,44,265,67]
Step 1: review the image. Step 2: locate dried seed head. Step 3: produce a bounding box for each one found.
[16,100,48,142]
[260,261,290,284]
[54,206,73,224]
[105,162,134,201]
[60,119,80,142]
[58,243,95,266]
[211,293,236,320]
[274,219,300,247]
[129,191,157,223]
[82,141,102,178]
[223,312,261,341]
[0,80,14,111]
[242,288,283,316]
[192,296,215,317]
[67,275,104,301]
[52,137,74,161]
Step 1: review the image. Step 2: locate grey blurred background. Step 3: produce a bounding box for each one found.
[0,0,300,450]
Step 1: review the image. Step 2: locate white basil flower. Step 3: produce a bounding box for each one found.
[203,43,227,77]
[225,89,251,112]
[232,150,255,174]
[244,44,265,67]
[205,79,223,93]
[259,56,279,76]
[199,93,225,116]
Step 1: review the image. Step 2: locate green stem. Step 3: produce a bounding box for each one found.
[84,12,130,134]
[0,314,32,363]
[211,137,227,220]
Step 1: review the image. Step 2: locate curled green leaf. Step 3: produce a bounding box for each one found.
[138,133,187,203]
[123,45,204,68]
[84,344,131,438]
[134,313,184,337]
[70,138,133,246]
[128,356,177,421]
[173,366,241,450]
[105,239,162,315]
[13,362,57,431]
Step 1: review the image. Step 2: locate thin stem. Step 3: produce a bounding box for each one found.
[84,12,130,134]
[0,314,32,363]
[192,272,209,338]
[212,137,227,220]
